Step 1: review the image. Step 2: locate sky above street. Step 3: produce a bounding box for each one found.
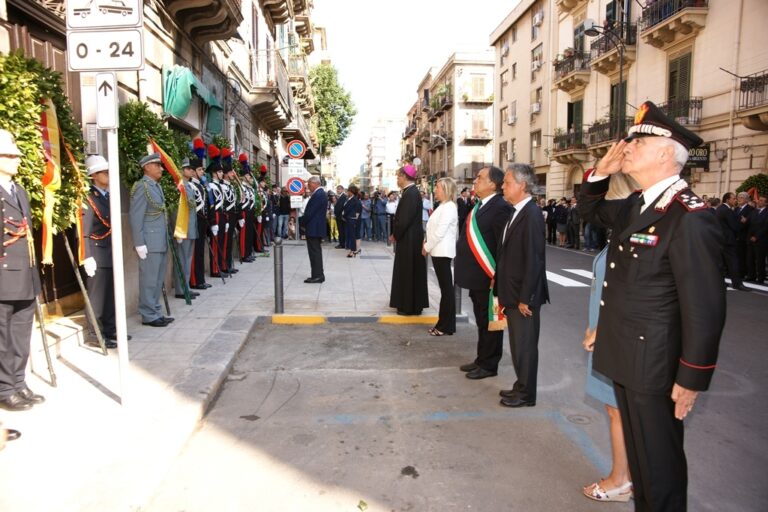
[311,0,521,183]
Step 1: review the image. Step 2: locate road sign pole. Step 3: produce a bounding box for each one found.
[107,127,131,408]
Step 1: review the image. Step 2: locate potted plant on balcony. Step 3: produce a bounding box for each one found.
[563,47,574,58]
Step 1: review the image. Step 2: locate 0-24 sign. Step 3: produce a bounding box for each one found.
[67,29,144,72]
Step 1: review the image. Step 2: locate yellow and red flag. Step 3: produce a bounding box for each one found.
[63,144,88,263]
[148,138,189,239]
[40,98,62,265]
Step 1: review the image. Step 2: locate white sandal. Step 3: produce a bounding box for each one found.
[583,480,633,502]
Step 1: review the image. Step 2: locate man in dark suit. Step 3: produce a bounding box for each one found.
[496,163,549,407]
[735,191,754,279]
[0,129,44,412]
[455,166,512,379]
[334,185,347,248]
[717,192,748,290]
[747,195,768,283]
[82,155,119,348]
[303,176,328,283]
[457,187,471,230]
[579,101,726,510]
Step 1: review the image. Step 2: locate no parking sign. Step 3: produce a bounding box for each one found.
[286,177,306,195]
[287,140,306,159]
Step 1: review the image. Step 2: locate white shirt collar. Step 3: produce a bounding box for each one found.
[513,195,533,213]
[641,175,680,212]
[478,193,499,209]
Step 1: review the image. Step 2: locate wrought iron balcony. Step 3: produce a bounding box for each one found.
[657,97,703,126]
[552,130,590,164]
[247,49,294,132]
[639,0,708,50]
[461,95,494,105]
[462,129,492,144]
[586,116,633,158]
[590,23,637,76]
[259,0,293,25]
[428,108,439,122]
[165,0,244,45]
[553,51,591,94]
[737,69,768,130]
[441,95,454,111]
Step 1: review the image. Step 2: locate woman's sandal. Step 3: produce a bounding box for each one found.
[582,481,633,502]
[428,328,452,337]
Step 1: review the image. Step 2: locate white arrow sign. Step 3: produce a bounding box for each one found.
[96,73,118,129]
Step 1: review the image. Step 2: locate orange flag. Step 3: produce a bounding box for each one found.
[148,138,189,239]
[40,98,62,265]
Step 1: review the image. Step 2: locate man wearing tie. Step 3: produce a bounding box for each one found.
[302,176,328,283]
[496,163,549,407]
[129,153,172,327]
[747,195,768,284]
[455,166,512,379]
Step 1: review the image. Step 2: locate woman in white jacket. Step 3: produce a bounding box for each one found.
[422,178,459,336]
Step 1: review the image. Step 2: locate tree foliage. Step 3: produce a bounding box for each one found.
[309,63,356,154]
[0,51,87,231]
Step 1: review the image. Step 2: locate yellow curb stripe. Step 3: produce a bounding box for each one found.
[378,315,439,325]
[272,315,326,325]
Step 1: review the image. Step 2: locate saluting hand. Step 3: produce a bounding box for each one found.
[594,140,627,177]
[671,383,699,420]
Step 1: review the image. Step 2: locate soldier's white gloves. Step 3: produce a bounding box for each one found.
[83,257,97,277]
[257,217,262,223]
[225,223,230,232]
[211,225,219,237]
[135,245,148,260]
[176,238,183,244]
[238,219,245,228]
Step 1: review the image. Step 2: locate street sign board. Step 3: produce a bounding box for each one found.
[685,143,710,170]
[287,140,307,159]
[67,0,143,30]
[67,29,144,72]
[286,177,306,196]
[95,72,118,129]
[290,196,304,209]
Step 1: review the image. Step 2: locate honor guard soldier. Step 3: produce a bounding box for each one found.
[189,157,211,289]
[174,158,200,300]
[0,129,45,413]
[238,157,257,262]
[129,153,173,327]
[82,155,125,348]
[206,145,227,277]
[220,149,239,274]
[579,101,726,510]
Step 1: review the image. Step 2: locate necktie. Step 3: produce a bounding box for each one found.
[503,206,517,244]
[629,194,644,224]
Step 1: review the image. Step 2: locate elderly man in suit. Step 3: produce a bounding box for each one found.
[579,101,726,511]
[303,176,328,283]
[455,166,513,379]
[716,192,748,290]
[0,129,44,414]
[496,163,549,407]
[130,153,173,327]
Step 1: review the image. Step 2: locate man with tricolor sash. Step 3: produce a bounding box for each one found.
[454,166,512,380]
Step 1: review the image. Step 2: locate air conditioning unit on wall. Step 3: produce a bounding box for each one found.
[533,12,544,26]
[506,114,517,125]
[531,102,541,114]
[532,60,541,71]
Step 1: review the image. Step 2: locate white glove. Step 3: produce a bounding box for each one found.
[265,216,270,221]
[83,257,97,277]
[135,245,148,260]
[238,219,245,228]
[176,238,183,244]
[257,217,262,224]
[225,223,230,232]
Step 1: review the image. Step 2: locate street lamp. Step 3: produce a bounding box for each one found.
[431,133,448,199]
[584,18,626,141]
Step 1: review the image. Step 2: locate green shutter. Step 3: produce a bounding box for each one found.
[668,53,691,101]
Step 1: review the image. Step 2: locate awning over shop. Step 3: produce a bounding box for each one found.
[162,65,224,134]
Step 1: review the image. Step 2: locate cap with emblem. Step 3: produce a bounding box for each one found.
[181,157,194,169]
[85,155,109,176]
[0,129,22,156]
[139,152,162,167]
[624,101,703,150]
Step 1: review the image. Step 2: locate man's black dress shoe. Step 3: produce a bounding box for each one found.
[459,362,478,372]
[0,394,33,411]
[5,428,21,441]
[190,284,207,290]
[86,338,117,349]
[229,268,239,274]
[17,388,44,404]
[304,277,325,283]
[142,318,167,327]
[465,367,497,380]
[163,317,175,324]
[499,389,517,398]
[105,334,132,341]
[500,396,535,408]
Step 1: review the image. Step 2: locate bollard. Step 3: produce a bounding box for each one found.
[274,236,284,313]
[454,283,462,315]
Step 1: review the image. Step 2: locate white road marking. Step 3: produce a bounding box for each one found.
[563,269,593,280]
[724,278,768,293]
[546,271,589,287]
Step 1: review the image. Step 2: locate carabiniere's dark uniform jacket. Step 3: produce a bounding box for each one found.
[579,174,726,395]
[0,184,41,300]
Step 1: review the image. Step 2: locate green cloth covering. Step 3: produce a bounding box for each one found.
[162,65,223,134]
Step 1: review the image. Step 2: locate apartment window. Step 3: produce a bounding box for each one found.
[668,53,692,103]
[500,106,507,134]
[574,23,585,53]
[511,62,517,80]
[531,5,543,41]
[610,80,627,120]
[510,100,517,120]
[510,138,517,161]
[530,130,541,163]
[501,41,509,66]
[499,141,508,165]
[567,100,583,135]
[500,70,508,101]
[472,112,486,134]
[511,25,517,43]
[471,75,485,99]
[535,87,543,104]
[531,44,543,81]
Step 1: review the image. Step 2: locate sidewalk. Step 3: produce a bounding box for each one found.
[0,240,457,511]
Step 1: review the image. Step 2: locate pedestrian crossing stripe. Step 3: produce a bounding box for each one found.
[546,271,589,287]
[563,269,593,280]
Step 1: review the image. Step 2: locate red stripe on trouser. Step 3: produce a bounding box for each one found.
[190,248,197,286]
[211,235,220,273]
[240,223,246,257]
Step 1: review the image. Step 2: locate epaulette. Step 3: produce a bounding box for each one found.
[655,179,692,212]
[675,191,708,211]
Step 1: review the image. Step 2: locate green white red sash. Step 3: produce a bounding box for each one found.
[466,201,506,330]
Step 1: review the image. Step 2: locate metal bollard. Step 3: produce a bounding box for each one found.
[454,283,462,315]
[274,236,284,313]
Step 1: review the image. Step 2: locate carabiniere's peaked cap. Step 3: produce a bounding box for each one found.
[139,152,162,167]
[624,101,703,150]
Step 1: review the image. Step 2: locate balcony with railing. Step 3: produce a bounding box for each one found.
[640,0,708,50]
[737,69,768,131]
[556,0,588,15]
[657,97,703,126]
[553,51,591,95]
[165,0,244,45]
[586,116,633,158]
[259,0,294,26]
[461,93,494,105]
[248,49,293,131]
[462,128,492,145]
[440,94,454,111]
[590,23,637,77]
[552,129,590,165]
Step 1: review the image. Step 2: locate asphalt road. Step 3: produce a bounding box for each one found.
[146,246,768,512]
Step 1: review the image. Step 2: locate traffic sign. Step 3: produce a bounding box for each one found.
[67,29,144,72]
[67,0,143,30]
[287,140,307,159]
[286,177,306,196]
[96,72,118,129]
